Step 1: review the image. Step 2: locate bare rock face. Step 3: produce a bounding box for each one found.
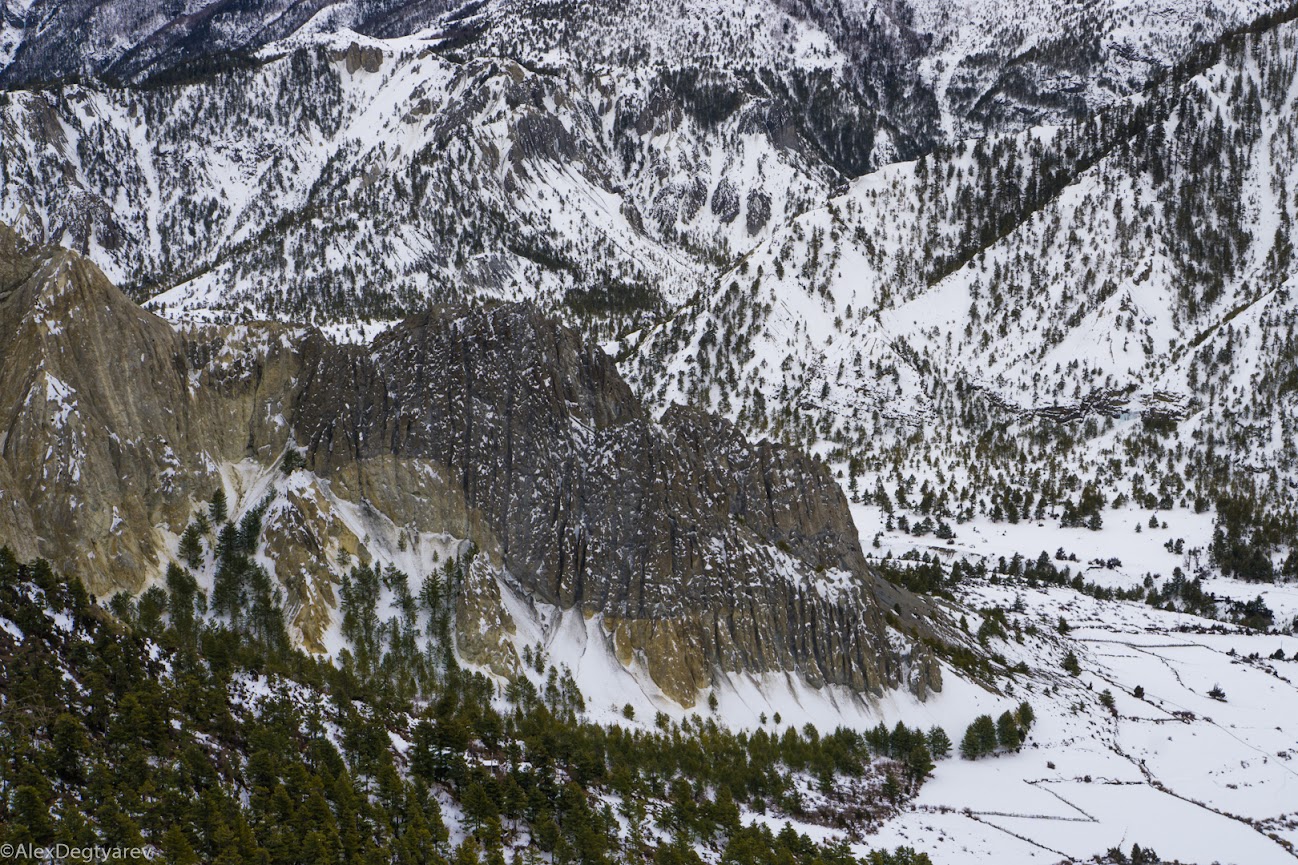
[333,41,384,75]
[907,643,945,702]
[745,190,772,235]
[0,228,943,706]
[292,305,946,703]
[0,227,303,597]
[259,478,360,651]
[0,228,208,595]
[455,554,519,678]
[711,179,740,224]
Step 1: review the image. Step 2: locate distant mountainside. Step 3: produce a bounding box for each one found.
[620,7,1298,580]
[0,0,1283,335]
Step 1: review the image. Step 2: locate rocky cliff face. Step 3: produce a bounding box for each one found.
[0,224,942,706]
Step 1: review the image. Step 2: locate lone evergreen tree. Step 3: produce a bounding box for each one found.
[280,447,305,475]
[926,726,952,759]
[209,488,228,525]
[1063,651,1082,676]
[178,522,204,569]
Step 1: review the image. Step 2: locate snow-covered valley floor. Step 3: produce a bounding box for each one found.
[866,593,1298,863]
[853,508,1298,864]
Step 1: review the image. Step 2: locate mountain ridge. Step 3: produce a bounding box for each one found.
[0,221,949,706]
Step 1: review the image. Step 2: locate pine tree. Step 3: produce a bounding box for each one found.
[136,585,168,635]
[454,837,482,865]
[961,715,998,759]
[212,556,246,624]
[179,522,204,569]
[926,726,952,759]
[281,447,306,475]
[49,713,88,783]
[13,784,54,842]
[209,488,228,524]
[165,563,203,639]
[532,812,560,853]
[462,782,498,836]
[882,770,902,803]
[996,711,1021,749]
[1062,651,1082,676]
[905,743,935,782]
[161,826,200,865]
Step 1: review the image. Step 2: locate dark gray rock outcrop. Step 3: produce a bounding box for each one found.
[0,227,943,705]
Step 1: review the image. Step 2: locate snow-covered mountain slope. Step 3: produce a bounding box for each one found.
[909,0,1285,136]
[7,5,1298,863]
[620,8,1298,584]
[0,0,446,85]
[0,26,837,332]
[0,0,1286,335]
[4,0,1282,141]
